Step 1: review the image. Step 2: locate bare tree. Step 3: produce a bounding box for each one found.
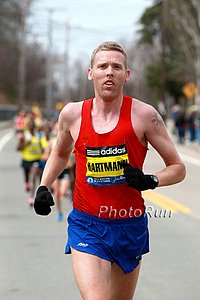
[170,0,200,100]
[0,0,33,103]
[126,39,161,104]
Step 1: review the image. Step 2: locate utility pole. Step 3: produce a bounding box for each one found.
[45,9,53,116]
[18,0,28,107]
[160,0,169,117]
[63,21,70,100]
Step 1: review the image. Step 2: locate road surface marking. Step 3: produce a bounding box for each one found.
[142,190,191,214]
[179,153,200,167]
[0,130,14,152]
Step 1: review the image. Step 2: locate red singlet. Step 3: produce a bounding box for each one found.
[73,96,148,219]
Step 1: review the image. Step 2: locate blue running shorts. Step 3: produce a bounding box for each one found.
[65,208,149,274]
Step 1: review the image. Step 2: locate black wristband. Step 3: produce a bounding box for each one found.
[147,175,159,189]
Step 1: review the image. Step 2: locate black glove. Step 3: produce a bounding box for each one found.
[34,186,55,216]
[123,163,159,191]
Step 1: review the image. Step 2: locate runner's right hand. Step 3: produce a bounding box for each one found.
[34,186,55,215]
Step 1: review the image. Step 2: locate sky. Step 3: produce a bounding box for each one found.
[29,0,154,64]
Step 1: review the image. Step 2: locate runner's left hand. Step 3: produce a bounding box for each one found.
[123,163,159,191]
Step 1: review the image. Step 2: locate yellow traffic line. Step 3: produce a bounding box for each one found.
[142,190,191,214]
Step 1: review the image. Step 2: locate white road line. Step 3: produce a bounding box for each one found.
[179,153,200,167]
[0,130,14,152]
[0,129,200,168]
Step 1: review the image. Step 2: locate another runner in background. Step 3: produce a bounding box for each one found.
[16,118,43,206]
[52,154,75,222]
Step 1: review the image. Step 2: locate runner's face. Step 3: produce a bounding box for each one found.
[88,51,130,101]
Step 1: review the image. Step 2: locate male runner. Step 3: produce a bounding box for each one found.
[34,41,185,299]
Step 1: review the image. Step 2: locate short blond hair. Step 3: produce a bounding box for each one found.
[91,41,128,68]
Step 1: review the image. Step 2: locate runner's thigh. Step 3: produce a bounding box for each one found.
[71,248,111,300]
[110,261,141,300]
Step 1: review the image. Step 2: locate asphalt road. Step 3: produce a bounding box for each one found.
[0,127,200,300]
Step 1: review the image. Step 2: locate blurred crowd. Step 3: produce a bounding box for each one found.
[171,104,200,145]
[12,101,200,220]
[14,105,75,222]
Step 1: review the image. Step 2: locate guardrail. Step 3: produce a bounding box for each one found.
[0,104,18,121]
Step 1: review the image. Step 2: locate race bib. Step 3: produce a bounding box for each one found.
[86,144,129,186]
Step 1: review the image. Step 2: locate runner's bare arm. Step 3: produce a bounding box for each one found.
[144,106,186,186]
[40,103,79,189]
